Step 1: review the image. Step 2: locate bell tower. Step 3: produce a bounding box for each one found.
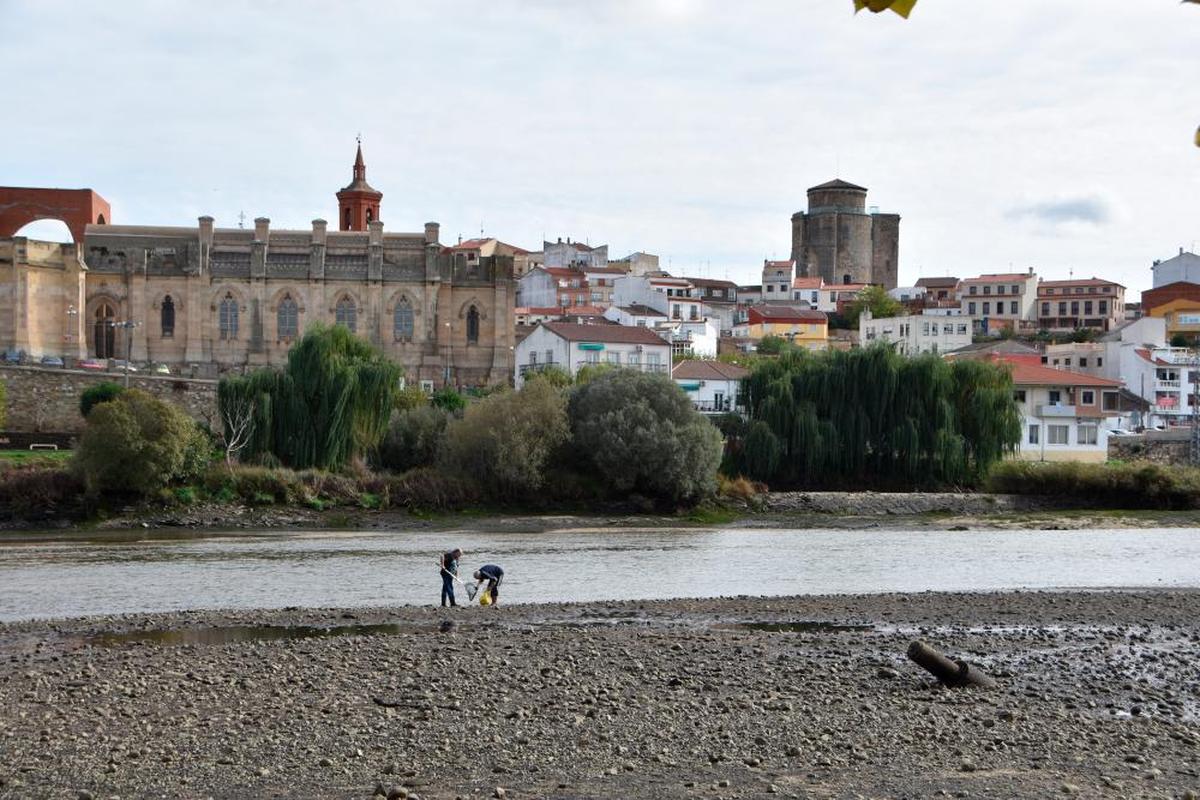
[336,137,383,231]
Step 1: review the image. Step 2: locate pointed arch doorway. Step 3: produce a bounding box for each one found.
[94,303,116,358]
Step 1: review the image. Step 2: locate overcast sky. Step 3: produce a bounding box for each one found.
[3,0,1197,297]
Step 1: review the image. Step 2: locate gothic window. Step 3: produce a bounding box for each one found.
[336,296,358,333]
[394,298,414,341]
[94,303,115,359]
[344,208,351,229]
[277,294,299,339]
[466,305,480,344]
[219,293,239,340]
[161,295,175,338]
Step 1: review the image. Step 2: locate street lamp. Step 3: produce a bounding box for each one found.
[443,321,452,388]
[107,319,139,387]
[65,305,78,361]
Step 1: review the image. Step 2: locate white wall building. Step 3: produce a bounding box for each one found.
[1008,360,1127,462]
[611,275,704,321]
[543,238,608,269]
[1152,249,1200,289]
[859,311,973,355]
[957,271,1039,334]
[514,321,671,388]
[672,360,749,415]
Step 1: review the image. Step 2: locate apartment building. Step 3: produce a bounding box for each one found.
[732,305,828,350]
[514,321,670,388]
[761,259,794,299]
[1036,278,1125,332]
[1006,360,1127,462]
[859,311,973,355]
[957,271,1039,334]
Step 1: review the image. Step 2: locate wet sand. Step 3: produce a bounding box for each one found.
[1,591,1199,799]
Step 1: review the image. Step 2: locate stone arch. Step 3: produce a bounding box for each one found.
[0,187,111,243]
[456,297,488,320]
[86,295,120,359]
[267,286,306,313]
[209,284,247,311]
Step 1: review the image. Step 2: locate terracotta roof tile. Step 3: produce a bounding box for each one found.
[542,321,669,345]
[672,361,751,381]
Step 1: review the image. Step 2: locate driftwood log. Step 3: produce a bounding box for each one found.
[906,640,997,689]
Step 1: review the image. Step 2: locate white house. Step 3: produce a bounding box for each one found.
[672,360,749,415]
[957,271,1039,334]
[1152,249,1200,289]
[612,275,705,322]
[1007,359,1127,462]
[816,283,869,314]
[761,259,794,300]
[791,276,823,307]
[859,311,974,355]
[514,321,671,388]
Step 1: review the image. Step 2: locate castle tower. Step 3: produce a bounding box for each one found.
[336,140,383,232]
[790,179,900,289]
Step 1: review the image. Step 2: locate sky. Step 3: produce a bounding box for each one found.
[2,0,1198,299]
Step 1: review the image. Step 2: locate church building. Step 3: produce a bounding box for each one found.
[0,145,515,388]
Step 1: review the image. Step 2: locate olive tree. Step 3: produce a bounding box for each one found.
[568,370,722,502]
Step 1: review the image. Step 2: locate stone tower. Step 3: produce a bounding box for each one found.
[336,141,383,232]
[790,179,900,289]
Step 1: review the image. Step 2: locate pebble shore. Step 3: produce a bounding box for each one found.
[1,591,1199,799]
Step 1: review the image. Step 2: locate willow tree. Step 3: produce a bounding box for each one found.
[736,345,1020,489]
[218,324,401,470]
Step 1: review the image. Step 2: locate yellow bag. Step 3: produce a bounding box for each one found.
[480,591,492,606]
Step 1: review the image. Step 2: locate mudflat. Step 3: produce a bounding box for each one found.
[1,591,1198,799]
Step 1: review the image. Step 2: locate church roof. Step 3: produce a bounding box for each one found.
[338,143,381,196]
[808,178,868,193]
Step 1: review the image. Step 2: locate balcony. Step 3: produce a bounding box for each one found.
[1157,379,1182,390]
[693,400,741,414]
[518,362,561,376]
[1037,404,1078,418]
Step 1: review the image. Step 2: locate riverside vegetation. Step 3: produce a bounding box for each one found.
[2,330,1197,524]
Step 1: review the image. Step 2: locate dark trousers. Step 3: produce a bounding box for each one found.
[441,572,456,607]
[486,576,501,602]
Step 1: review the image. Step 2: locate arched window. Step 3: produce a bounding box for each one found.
[94,303,115,359]
[219,293,239,340]
[344,208,351,229]
[394,298,414,341]
[161,295,175,338]
[842,274,852,285]
[277,294,299,339]
[335,296,357,333]
[466,305,480,344]
[366,208,373,224]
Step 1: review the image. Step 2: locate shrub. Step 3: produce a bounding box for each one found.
[204,465,304,505]
[0,466,84,517]
[80,382,124,418]
[985,460,1200,509]
[439,379,569,499]
[525,366,573,389]
[386,466,479,511]
[74,389,212,496]
[395,385,428,412]
[718,474,763,504]
[568,369,723,502]
[430,387,466,413]
[376,406,448,473]
[0,379,6,429]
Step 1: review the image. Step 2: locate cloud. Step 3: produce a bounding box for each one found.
[1007,196,1113,226]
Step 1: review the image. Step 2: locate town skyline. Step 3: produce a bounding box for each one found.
[3,1,1197,298]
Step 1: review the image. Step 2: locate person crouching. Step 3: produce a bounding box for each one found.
[474,564,504,606]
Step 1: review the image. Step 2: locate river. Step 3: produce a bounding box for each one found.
[0,526,1197,621]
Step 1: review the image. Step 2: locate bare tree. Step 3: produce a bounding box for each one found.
[219,394,256,472]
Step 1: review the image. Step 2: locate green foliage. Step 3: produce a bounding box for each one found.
[574,363,618,385]
[394,385,428,412]
[430,386,467,413]
[986,460,1200,509]
[217,325,401,470]
[386,466,480,511]
[439,379,569,498]
[0,466,84,517]
[755,335,792,356]
[526,365,573,389]
[844,285,903,328]
[376,405,448,473]
[74,389,211,496]
[733,346,1021,490]
[568,369,723,502]
[0,380,5,429]
[80,381,124,418]
[1171,333,1191,348]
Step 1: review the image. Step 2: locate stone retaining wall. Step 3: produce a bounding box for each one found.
[0,365,217,434]
[764,492,1054,516]
[1107,436,1191,466]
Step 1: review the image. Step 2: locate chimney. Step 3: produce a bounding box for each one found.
[424,221,440,245]
[311,218,327,244]
[254,217,270,243]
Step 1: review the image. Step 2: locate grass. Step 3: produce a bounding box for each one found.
[0,449,72,466]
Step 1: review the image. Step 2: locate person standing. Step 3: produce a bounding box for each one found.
[439,548,464,607]
[474,564,504,606]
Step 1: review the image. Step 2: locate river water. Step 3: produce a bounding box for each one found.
[0,526,1197,622]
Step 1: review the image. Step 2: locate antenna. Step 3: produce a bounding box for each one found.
[237,211,246,229]
[356,132,362,145]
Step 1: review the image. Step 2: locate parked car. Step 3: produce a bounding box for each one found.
[3,348,23,364]
[77,359,106,371]
[39,355,65,368]
[151,363,172,375]
[109,359,138,372]
[1108,429,1136,437]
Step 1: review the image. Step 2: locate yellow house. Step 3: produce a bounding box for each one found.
[1147,297,1200,343]
[733,305,828,350]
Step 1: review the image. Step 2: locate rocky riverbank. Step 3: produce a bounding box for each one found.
[1,591,1198,799]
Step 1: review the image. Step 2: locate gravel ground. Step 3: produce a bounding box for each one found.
[2,591,1199,799]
